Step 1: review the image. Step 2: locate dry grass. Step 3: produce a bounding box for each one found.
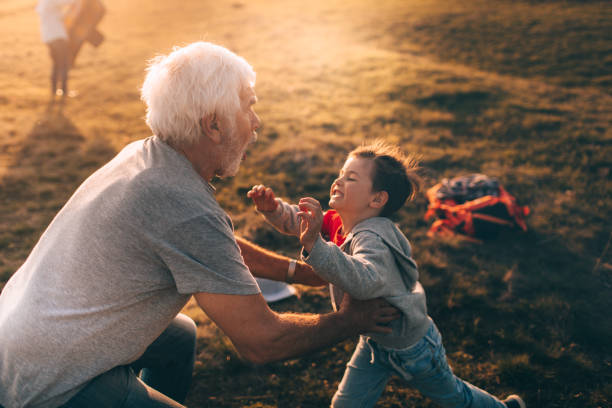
[1,0,611,407]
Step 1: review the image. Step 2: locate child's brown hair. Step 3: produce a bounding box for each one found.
[349,140,421,217]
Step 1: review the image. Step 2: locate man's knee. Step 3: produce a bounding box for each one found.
[175,313,196,336]
[174,314,197,352]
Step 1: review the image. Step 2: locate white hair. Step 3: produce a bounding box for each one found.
[141,42,256,146]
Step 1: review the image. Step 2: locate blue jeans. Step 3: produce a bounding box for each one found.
[61,313,197,408]
[332,320,506,408]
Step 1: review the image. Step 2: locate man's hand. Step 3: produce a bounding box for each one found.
[247,184,278,212]
[297,197,324,253]
[338,293,401,334]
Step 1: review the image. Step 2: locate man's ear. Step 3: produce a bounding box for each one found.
[201,113,222,144]
[370,191,388,209]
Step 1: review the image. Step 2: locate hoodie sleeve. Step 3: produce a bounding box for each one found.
[259,198,301,237]
[301,231,394,299]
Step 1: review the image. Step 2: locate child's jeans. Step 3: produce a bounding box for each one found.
[61,313,197,408]
[332,319,506,408]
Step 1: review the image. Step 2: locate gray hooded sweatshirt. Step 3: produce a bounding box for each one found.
[262,200,430,349]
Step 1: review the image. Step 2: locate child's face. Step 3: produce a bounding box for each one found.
[329,156,378,215]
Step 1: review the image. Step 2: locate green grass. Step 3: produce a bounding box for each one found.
[0,0,611,406]
[384,0,612,90]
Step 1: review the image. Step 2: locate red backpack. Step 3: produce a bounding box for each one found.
[424,174,530,243]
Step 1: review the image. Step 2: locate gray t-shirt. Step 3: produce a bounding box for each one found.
[0,136,260,408]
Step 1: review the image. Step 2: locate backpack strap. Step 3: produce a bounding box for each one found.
[427,219,483,243]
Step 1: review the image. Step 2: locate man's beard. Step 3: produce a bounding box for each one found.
[220,150,242,177]
[217,127,244,178]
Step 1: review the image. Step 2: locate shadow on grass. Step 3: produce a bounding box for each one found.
[0,109,115,289]
[417,227,612,407]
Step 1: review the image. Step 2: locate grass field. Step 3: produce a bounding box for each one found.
[1,0,611,407]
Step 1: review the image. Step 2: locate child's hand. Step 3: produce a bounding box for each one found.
[297,197,324,253]
[247,185,278,212]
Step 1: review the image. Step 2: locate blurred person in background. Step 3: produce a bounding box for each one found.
[36,0,79,102]
[0,42,399,408]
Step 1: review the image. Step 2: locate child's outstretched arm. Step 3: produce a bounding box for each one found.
[302,232,394,300]
[247,184,279,212]
[296,197,324,253]
[295,198,405,300]
[247,184,301,237]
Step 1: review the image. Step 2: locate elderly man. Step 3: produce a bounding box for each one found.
[0,42,398,407]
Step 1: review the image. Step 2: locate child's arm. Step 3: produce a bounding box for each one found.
[296,197,325,253]
[306,234,395,299]
[298,199,392,300]
[247,185,301,237]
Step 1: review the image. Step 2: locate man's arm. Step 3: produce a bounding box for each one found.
[194,291,399,364]
[236,236,327,287]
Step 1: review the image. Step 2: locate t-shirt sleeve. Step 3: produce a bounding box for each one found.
[157,214,260,295]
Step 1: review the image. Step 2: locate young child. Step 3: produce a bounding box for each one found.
[248,140,525,408]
